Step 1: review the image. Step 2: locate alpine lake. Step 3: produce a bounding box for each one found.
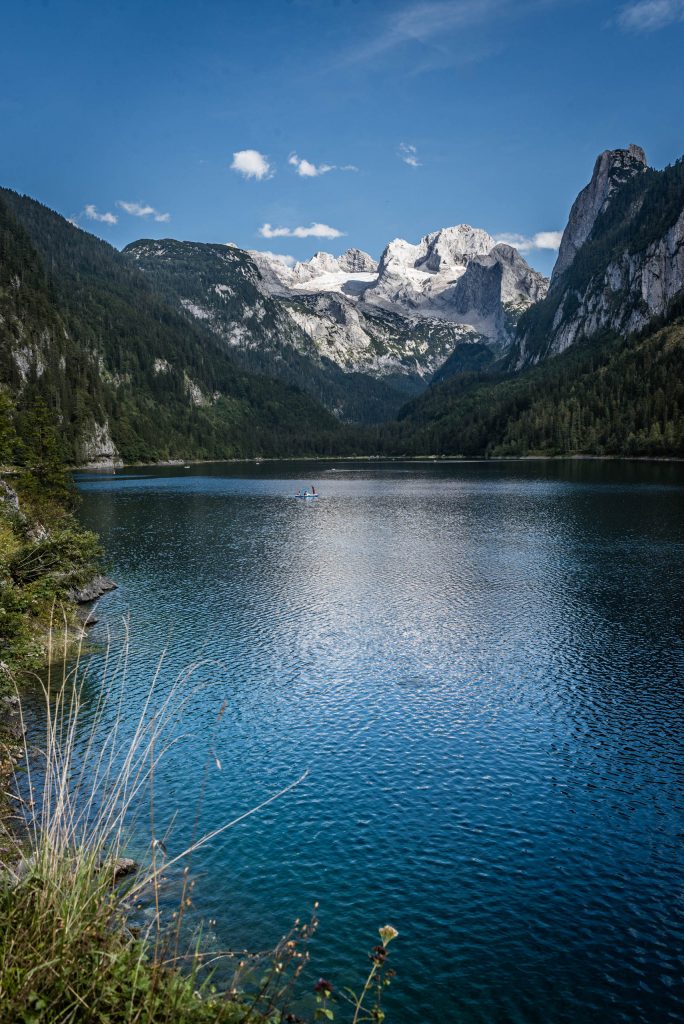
[61,459,683,1024]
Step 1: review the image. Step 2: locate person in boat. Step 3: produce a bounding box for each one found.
[296,489,301,497]
[311,485,317,495]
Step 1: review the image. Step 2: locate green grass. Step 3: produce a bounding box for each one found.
[0,858,264,1024]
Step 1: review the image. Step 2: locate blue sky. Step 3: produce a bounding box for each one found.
[1,0,682,275]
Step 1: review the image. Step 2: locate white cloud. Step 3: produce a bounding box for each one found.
[346,0,507,63]
[288,153,358,177]
[84,204,118,225]
[259,250,296,267]
[259,222,345,239]
[617,0,684,30]
[494,230,563,252]
[230,149,272,180]
[398,142,421,167]
[289,153,333,177]
[533,230,563,250]
[117,200,170,223]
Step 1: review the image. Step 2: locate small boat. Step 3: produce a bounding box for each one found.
[294,491,319,499]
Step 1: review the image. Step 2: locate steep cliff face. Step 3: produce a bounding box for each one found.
[544,208,684,354]
[552,145,647,281]
[515,148,684,367]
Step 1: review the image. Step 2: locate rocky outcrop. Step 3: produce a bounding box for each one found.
[337,248,378,274]
[294,248,378,280]
[79,421,122,467]
[540,208,684,357]
[0,695,25,741]
[0,480,20,511]
[552,145,647,282]
[67,575,117,604]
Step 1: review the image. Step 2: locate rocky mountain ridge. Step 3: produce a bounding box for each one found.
[252,224,547,353]
[126,238,489,421]
[515,145,684,366]
[131,223,546,421]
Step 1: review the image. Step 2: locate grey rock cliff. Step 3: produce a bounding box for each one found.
[515,145,684,368]
[552,144,647,282]
[79,421,122,467]
[544,207,684,357]
[361,226,547,347]
[68,575,118,604]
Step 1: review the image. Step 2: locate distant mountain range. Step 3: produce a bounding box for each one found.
[1,143,682,462]
[125,221,547,424]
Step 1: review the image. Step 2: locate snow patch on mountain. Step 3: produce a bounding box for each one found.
[250,247,378,299]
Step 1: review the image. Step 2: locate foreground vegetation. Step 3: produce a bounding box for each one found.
[0,395,101,677]
[0,651,399,1023]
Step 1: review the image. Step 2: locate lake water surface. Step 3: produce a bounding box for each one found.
[73,460,684,1024]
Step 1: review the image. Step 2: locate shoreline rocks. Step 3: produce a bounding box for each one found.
[67,575,118,604]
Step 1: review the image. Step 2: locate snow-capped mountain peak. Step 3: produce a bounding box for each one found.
[250,222,547,352]
[361,225,547,342]
[380,224,497,277]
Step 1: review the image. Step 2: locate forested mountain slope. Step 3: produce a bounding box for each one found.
[123,238,415,423]
[0,190,342,463]
[389,315,684,457]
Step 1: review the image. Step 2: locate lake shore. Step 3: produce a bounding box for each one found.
[77,452,684,471]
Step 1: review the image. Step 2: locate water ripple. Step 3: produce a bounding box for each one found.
[67,460,684,1024]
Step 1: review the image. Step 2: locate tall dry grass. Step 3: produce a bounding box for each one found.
[0,611,398,1023]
